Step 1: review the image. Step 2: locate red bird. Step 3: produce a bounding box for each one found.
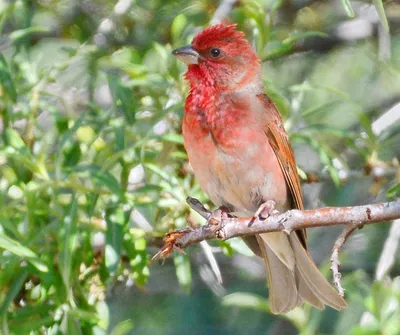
[172,24,347,313]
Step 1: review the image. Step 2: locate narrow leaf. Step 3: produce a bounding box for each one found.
[283,31,328,45]
[110,320,134,335]
[0,268,28,314]
[107,75,136,125]
[91,169,122,196]
[387,184,400,199]
[373,0,390,32]
[171,14,187,43]
[341,0,355,17]
[0,233,48,272]
[9,316,54,334]
[9,26,50,42]
[222,293,269,312]
[4,128,26,150]
[105,204,126,275]
[174,253,192,292]
[0,54,17,101]
[58,195,79,291]
[161,133,184,145]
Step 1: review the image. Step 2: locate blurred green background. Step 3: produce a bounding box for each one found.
[0,0,399,334]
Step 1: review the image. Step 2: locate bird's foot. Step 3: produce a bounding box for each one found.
[207,206,230,226]
[254,200,278,220]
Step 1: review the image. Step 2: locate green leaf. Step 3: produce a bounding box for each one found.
[301,124,355,138]
[387,184,400,199]
[161,133,184,145]
[96,300,110,329]
[0,268,28,314]
[297,166,307,181]
[302,100,342,117]
[115,124,125,151]
[0,232,48,272]
[68,308,100,323]
[58,195,79,292]
[56,111,88,179]
[341,0,355,17]
[223,292,308,329]
[224,238,253,257]
[264,85,291,118]
[292,133,341,186]
[4,128,26,149]
[171,14,187,43]
[358,112,377,141]
[110,320,134,335]
[108,74,136,125]
[0,54,17,101]
[8,315,55,334]
[91,168,122,197]
[61,310,83,334]
[124,233,149,287]
[373,0,390,32]
[145,163,180,186]
[63,142,82,167]
[262,43,292,61]
[9,26,50,42]
[105,204,126,275]
[282,31,328,45]
[222,293,269,312]
[173,253,191,292]
[75,164,123,197]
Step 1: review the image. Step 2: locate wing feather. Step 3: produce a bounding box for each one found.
[257,94,307,247]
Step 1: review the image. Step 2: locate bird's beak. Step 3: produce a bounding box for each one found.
[172,45,199,65]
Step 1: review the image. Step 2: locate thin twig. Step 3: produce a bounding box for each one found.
[330,222,363,296]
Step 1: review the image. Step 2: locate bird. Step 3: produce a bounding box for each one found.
[172,23,347,314]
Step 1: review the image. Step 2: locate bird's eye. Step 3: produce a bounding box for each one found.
[210,48,221,58]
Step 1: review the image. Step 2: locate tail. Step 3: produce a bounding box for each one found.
[255,232,347,314]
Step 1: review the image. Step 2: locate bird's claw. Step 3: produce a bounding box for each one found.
[207,206,229,226]
[254,200,278,220]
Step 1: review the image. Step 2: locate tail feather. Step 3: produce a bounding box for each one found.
[255,232,347,313]
[295,267,324,310]
[289,234,347,310]
[256,235,300,314]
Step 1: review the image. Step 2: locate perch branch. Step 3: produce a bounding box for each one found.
[153,198,400,276]
[154,198,400,255]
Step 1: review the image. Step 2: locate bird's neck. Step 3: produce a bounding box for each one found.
[185,62,263,100]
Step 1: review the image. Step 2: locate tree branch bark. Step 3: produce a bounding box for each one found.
[153,198,400,259]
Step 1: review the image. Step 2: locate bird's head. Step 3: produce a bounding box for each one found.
[172,24,261,92]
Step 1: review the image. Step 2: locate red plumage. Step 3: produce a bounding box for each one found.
[173,24,347,314]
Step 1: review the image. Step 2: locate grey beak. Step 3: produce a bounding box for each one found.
[172,45,199,65]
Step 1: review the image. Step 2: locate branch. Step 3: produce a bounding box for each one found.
[153,198,400,260]
[153,198,400,296]
[330,222,362,296]
[152,197,400,298]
